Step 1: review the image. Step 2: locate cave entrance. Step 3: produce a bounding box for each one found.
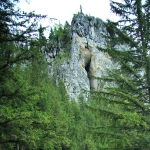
[85,59,92,89]
[85,60,90,74]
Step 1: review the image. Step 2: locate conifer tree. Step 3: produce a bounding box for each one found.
[0,0,55,149]
[92,0,150,149]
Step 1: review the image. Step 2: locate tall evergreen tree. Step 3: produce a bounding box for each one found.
[0,0,55,149]
[92,0,150,149]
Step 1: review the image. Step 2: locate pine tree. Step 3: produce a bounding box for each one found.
[91,0,150,149]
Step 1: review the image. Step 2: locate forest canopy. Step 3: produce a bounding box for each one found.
[0,0,150,150]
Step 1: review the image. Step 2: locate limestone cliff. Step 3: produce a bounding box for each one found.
[46,13,113,101]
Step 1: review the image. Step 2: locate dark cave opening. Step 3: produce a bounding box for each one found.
[85,60,90,74]
[85,59,92,89]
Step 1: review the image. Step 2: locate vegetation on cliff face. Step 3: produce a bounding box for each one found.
[0,0,150,150]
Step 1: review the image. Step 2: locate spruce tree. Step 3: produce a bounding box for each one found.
[91,0,150,149]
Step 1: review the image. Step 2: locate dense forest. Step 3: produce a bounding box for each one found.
[0,0,150,150]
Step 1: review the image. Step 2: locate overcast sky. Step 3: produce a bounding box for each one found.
[18,0,120,26]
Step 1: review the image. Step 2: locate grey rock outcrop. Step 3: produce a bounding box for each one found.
[46,13,114,101]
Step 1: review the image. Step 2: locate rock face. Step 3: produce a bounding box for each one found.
[46,13,113,101]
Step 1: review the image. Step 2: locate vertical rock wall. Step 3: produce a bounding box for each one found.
[46,13,113,101]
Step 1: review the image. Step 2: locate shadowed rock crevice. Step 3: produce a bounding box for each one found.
[85,59,90,73]
[46,13,113,101]
[85,58,93,90]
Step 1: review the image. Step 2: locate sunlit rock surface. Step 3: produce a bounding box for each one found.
[46,13,113,101]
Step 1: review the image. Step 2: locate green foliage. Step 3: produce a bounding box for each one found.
[0,41,71,149]
[0,1,102,149]
[0,0,71,149]
[0,0,46,43]
[94,0,150,149]
[48,21,71,53]
[38,24,47,48]
[54,51,69,66]
[2,0,150,150]
[48,21,71,68]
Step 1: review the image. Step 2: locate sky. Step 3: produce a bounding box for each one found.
[18,0,120,26]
